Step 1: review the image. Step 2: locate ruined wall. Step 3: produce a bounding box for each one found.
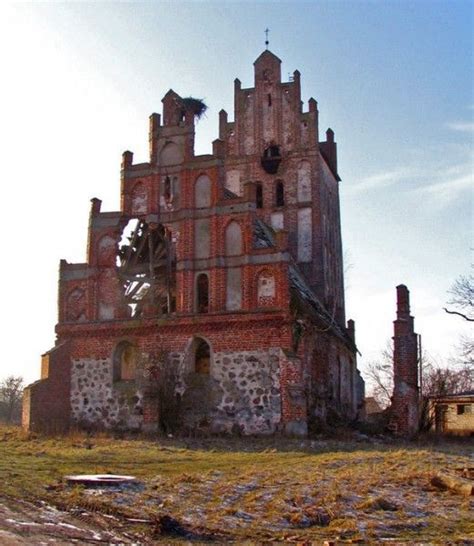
[297,328,358,431]
[22,342,71,433]
[319,156,344,322]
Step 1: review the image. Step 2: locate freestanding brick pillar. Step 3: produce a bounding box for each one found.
[391,285,419,435]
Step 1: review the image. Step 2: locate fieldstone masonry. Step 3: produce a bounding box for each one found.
[70,358,143,430]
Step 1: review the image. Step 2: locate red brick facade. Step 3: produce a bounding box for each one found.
[23,50,362,435]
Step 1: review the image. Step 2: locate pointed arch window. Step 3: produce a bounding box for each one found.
[131,181,148,215]
[196,273,209,313]
[113,341,137,382]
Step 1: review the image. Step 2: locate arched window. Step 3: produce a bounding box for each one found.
[195,174,212,208]
[225,221,242,256]
[265,145,280,158]
[275,180,285,207]
[97,235,116,267]
[159,141,183,166]
[195,338,210,374]
[196,273,209,313]
[255,182,263,209]
[113,341,137,382]
[65,288,85,322]
[131,182,148,215]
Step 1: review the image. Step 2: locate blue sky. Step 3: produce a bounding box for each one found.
[0,1,472,387]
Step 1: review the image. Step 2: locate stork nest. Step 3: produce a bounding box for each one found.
[181,97,208,120]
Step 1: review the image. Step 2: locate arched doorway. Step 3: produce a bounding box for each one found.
[113,341,137,382]
[195,338,211,374]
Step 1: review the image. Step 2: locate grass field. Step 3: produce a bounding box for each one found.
[0,425,472,543]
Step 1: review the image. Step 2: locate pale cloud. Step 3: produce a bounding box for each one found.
[446,121,474,133]
[411,162,473,205]
[347,141,472,209]
[347,168,413,194]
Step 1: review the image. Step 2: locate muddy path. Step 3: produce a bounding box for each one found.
[0,497,142,544]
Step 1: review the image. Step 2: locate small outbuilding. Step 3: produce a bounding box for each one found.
[429,391,474,437]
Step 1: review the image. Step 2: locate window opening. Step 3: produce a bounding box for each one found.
[261,144,281,174]
[256,182,263,209]
[276,180,285,207]
[265,145,280,158]
[267,93,272,107]
[457,404,471,415]
[196,273,209,313]
[164,176,172,202]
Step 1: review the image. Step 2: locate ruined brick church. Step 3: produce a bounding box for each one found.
[23,50,365,435]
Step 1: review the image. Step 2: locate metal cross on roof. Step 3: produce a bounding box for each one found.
[265,28,270,49]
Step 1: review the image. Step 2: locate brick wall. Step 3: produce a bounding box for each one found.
[23,341,71,433]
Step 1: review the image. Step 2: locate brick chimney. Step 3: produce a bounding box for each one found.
[391,285,419,436]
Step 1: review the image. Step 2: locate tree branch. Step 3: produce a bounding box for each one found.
[443,308,474,322]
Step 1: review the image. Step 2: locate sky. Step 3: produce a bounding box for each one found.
[0,1,472,390]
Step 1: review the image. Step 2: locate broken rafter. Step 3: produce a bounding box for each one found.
[121,221,142,269]
[118,220,176,316]
[148,226,156,305]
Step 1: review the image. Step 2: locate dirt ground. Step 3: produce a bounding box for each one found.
[1,427,472,543]
[0,497,138,544]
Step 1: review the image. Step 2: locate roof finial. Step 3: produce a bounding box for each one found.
[265,27,270,50]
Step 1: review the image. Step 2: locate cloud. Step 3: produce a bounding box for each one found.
[347,168,413,194]
[446,121,474,133]
[412,169,473,204]
[347,136,472,209]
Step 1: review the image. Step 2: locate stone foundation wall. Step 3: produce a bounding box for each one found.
[69,346,286,435]
[70,358,143,430]
[213,348,282,434]
[178,348,282,435]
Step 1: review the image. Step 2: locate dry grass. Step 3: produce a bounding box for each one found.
[0,425,472,542]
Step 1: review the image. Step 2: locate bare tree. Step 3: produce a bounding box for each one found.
[366,343,473,410]
[443,270,474,369]
[0,376,24,424]
[365,344,393,409]
[444,272,474,322]
[143,346,181,434]
[455,334,474,367]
